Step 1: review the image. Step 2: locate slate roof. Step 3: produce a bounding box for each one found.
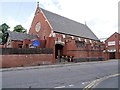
[41,8,99,41]
[7,31,37,41]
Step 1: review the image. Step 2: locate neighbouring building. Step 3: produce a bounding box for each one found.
[104,32,120,60]
[28,2,105,63]
[5,31,37,48]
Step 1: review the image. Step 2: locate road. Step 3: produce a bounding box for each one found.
[94,75,119,88]
[2,60,119,89]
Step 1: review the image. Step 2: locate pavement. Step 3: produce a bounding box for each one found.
[0,59,118,72]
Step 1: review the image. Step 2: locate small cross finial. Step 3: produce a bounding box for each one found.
[37,2,39,7]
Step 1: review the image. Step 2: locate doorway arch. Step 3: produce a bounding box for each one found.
[55,44,64,61]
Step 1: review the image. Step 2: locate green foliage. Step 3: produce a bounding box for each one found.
[0,23,10,33]
[0,32,8,44]
[1,33,8,44]
[13,25,27,33]
[0,23,10,44]
[0,24,27,45]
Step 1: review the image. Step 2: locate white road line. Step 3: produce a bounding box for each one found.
[82,82,85,84]
[68,84,74,87]
[83,73,120,90]
[82,81,90,85]
[82,82,89,85]
[54,86,65,88]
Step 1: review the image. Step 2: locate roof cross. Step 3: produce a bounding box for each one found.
[37,2,39,7]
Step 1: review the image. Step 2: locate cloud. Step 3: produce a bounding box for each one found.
[23,13,34,32]
[7,17,21,31]
[0,0,36,2]
[3,12,34,32]
[40,0,119,39]
[39,0,62,14]
[1,0,119,39]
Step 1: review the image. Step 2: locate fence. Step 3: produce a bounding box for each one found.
[73,57,105,62]
[0,48,53,55]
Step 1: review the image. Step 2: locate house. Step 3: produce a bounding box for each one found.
[5,31,37,48]
[104,32,120,59]
[29,2,105,63]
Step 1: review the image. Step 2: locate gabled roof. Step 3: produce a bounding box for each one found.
[105,32,120,42]
[41,8,99,41]
[7,31,37,41]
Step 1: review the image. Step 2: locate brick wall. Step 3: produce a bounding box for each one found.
[64,38,104,58]
[29,7,51,40]
[0,54,53,68]
[46,37,56,63]
[105,32,120,59]
[0,48,53,68]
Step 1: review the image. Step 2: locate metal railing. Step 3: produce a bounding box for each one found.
[0,48,53,55]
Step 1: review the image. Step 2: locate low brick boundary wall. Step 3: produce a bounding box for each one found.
[0,54,53,68]
[0,48,54,68]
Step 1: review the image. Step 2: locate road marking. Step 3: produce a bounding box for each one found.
[82,82,85,84]
[68,84,74,87]
[82,81,89,85]
[54,84,74,88]
[54,86,65,88]
[83,73,120,90]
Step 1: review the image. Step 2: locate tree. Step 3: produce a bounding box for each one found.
[0,23,10,33]
[0,23,10,44]
[13,25,27,33]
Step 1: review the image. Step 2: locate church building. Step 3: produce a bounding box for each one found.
[29,2,105,63]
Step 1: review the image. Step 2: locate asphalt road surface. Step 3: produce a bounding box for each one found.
[94,75,119,88]
[2,60,119,88]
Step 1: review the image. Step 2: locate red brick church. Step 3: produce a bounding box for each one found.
[1,2,105,65]
[28,2,105,63]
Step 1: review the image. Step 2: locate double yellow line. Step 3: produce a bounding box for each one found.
[83,73,120,90]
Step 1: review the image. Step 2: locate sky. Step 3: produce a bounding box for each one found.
[0,0,119,40]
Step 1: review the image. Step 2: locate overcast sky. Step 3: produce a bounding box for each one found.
[0,0,119,40]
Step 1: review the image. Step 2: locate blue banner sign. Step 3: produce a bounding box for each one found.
[31,40,40,47]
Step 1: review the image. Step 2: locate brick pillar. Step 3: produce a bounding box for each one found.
[104,52,108,60]
[46,37,55,64]
[115,52,120,59]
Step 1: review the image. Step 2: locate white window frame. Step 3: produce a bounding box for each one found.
[108,41,115,46]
